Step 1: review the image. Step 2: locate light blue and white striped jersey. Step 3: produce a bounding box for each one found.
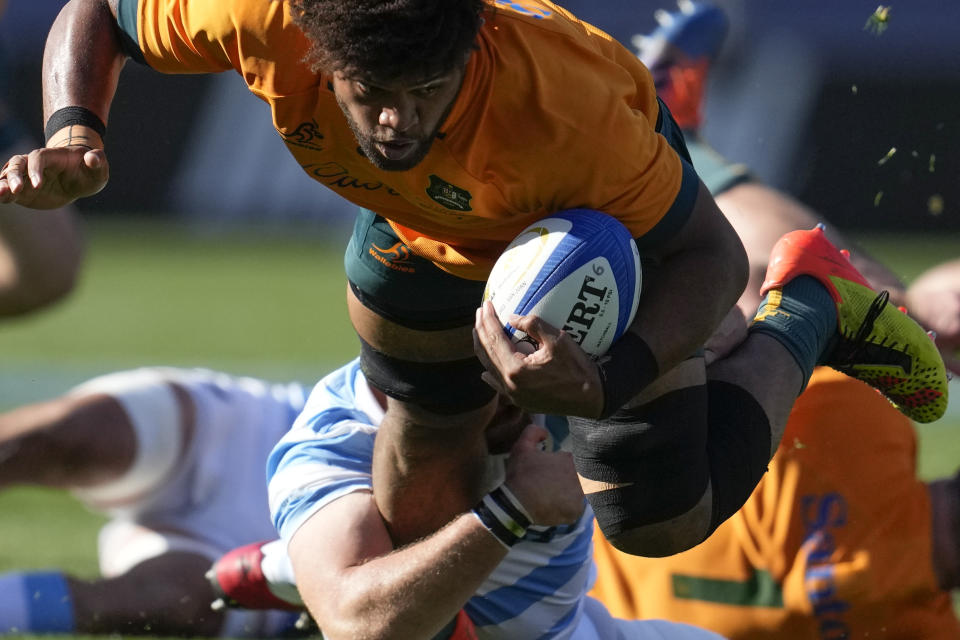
[266,359,724,640]
[266,358,595,639]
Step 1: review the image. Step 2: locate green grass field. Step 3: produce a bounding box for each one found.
[0,218,957,639]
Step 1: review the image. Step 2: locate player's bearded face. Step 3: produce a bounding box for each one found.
[332,67,465,171]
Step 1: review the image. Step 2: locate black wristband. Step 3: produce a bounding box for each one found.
[472,485,533,548]
[596,332,659,419]
[44,107,106,143]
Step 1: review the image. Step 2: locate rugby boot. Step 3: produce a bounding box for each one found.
[206,541,477,639]
[633,1,729,130]
[206,540,304,612]
[760,224,948,423]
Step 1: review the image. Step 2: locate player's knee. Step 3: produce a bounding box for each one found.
[0,391,139,487]
[570,383,711,553]
[602,494,714,557]
[606,381,771,554]
[570,415,713,555]
[705,381,771,530]
[589,481,713,557]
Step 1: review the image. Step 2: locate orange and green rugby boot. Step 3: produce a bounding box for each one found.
[755,224,947,423]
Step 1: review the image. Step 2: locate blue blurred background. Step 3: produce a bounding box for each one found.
[2,0,958,233]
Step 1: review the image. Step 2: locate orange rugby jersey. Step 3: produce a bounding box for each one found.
[590,368,960,639]
[120,0,696,279]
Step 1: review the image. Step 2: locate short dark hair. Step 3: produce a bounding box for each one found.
[291,0,485,81]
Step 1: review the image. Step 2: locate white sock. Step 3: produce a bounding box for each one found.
[259,540,303,606]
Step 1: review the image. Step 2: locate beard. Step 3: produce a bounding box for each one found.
[336,97,438,172]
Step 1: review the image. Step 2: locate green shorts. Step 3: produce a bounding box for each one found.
[344,209,486,331]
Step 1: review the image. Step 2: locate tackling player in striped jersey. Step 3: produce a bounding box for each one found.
[264,358,723,640]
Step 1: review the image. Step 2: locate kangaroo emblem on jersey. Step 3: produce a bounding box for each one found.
[369,242,416,273]
[280,121,325,151]
[426,175,473,212]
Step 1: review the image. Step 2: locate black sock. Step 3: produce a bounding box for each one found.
[749,276,837,393]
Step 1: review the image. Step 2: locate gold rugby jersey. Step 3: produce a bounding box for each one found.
[120,0,697,279]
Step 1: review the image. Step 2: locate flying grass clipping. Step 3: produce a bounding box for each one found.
[864,6,891,35]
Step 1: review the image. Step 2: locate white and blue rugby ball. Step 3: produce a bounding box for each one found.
[483,209,642,357]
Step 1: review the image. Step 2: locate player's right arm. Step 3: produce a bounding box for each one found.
[0,0,246,209]
[0,0,123,208]
[287,424,584,640]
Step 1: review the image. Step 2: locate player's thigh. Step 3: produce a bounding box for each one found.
[345,209,482,357]
[570,355,713,553]
[69,551,223,635]
[572,354,709,490]
[345,209,494,413]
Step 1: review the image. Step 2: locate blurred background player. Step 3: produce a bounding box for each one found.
[588,4,960,637]
[0,0,83,318]
[906,258,960,376]
[0,367,306,636]
[626,0,959,371]
[590,364,960,639]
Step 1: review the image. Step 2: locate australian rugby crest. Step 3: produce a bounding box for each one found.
[426,175,473,212]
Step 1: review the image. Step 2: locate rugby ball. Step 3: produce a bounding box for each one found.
[483,209,641,357]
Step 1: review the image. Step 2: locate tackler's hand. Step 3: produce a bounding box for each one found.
[473,300,604,418]
[503,424,584,526]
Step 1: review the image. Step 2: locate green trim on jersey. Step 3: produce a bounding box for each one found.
[635,98,698,253]
[684,131,752,197]
[672,569,784,608]
[117,0,147,64]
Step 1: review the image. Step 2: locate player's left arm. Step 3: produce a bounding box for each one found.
[626,178,748,376]
[289,491,504,640]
